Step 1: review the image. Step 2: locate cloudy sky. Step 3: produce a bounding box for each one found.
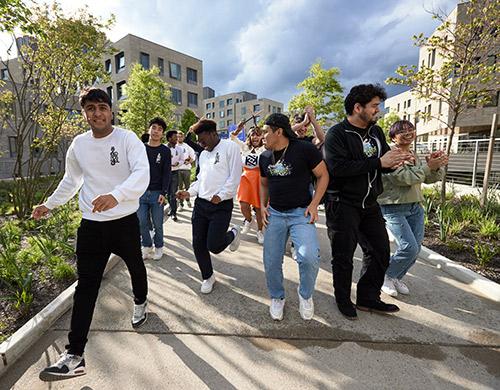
[1,0,459,107]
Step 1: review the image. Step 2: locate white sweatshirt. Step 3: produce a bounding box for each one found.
[188,139,242,201]
[44,127,149,221]
[167,144,183,172]
[177,142,196,171]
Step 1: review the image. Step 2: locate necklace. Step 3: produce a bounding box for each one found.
[272,144,289,165]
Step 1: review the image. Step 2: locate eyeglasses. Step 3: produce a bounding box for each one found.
[395,130,416,136]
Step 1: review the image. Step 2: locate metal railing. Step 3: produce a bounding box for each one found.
[416,138,500,187]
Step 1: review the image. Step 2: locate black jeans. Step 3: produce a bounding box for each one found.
[325,200,389,304]
[167,171,179,216]
[67,213,148,356]
[191,198,234,280]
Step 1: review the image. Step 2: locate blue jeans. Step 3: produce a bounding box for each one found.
[263,207,321,300]
[380,202,424,279]
[137,190,164,248]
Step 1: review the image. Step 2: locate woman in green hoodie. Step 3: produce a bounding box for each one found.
[379,120,448,298]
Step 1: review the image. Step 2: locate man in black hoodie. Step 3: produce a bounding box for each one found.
[324,84,411,320]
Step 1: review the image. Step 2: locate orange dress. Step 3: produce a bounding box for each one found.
[231,135,265,209]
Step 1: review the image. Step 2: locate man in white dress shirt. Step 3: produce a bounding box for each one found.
[177,119,243,294]
[32,88,149,381]
[176,131,196,210]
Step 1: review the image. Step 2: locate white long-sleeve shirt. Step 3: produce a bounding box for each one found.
[188,139,242,201]
[44,127,149,221]
[168,144,183,172]
[177,142,196,171]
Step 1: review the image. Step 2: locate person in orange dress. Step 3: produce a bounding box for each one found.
[230,120,266,244]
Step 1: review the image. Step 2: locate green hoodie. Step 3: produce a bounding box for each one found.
[378,152,442,205]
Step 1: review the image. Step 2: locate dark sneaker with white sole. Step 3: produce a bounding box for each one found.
[356,299,400,314]
[132,300,148,328]
[39,351,86,382]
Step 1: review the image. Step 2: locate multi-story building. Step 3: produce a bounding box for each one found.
[203,91,283,134]
[384,2,499,151]
[100,34,204,124]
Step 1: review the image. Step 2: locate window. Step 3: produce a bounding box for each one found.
[169,62,181,80]
[227,98,233,105]
[277,107,281,113]
[139,52,150,69]
[0,68,8,80]
[115,52,125,73]
[236,98,241,103]
[397,103,400,112]
[171,88,182,105]
[403,101,407,109]
[106,86,113,102]
[268,105,271,111]
[219,110,225,118]
[484,90,498,107]
[105,59,111,74]
[227,108,233,116]
[187,92,198,107]
[227,120,232,126]
[187,67,197,84]
[8,136,17,157]
[158,58,164,76]
[219,120,224,129]
[426,104,432,120]
[206,113,211,119]
[407,99,411,108]
[272,106,276,113]
[253,104,260,112]
[117,81,126,100]
[241,106,246,115]
[206,102,211,110]
[438,99,442,114]
[255,116,261,123]
[487,55,497,66]
[219,100,224,108]
[430,49,436,67]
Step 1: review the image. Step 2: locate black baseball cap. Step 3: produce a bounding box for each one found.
[264,113,296,138]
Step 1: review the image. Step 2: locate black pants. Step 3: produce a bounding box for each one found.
[325,201,389,304]
[167,171,179,216]
[67,213,148,356]
[191,198,234,280]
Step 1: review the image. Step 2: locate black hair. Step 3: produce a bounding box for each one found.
[149,117,167,131]
[344,84,387,115]
[141,133,150,143]
[79,87,112,109]
[166,130,178,140]
[389,120,415,139]
[192,119,217,135]
[264,113,296,139]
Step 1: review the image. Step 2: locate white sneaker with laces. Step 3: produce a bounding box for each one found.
[297,287,314,320]
[153,247,163,260]
[132,300,147,328]
[241,219,252,235]
[229,225,241,252]
[201,274,215,294]
[39,351,86,381]
[270,298,285,320]
[142,246,153,260]
[149,230,154,240]
[256,230,264,244]
[394,278,410,295]
[381,276,398,297]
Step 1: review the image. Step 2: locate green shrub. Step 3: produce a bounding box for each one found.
[473,243,497,267]
[446,240,466,251]
[51,261,76,281]
[436,203,452,242]
[448,220,470,237]
[479,217,500,240]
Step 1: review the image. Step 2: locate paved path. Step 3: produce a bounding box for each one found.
[2,206,500,389]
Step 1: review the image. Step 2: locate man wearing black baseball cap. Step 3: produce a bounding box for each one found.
[259,113,329,321]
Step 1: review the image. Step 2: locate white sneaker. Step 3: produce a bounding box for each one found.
[229,225,241,252]
[291,245,297,260]
[142,246,153,260]
[241,219,252,235]
[256,230,264,244]
[132,300,147,328]
[39,351,86,381]
[297,288,314,320]
[270,298,285,320]
[381,276,398,297]
[153,247,163,260]
[149,230,154,240]
[394,278,410,295]
[201,274,215,294]
[178,204,184,212]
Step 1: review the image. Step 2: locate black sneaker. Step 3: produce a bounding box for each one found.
[39,351,86,382]
[172,215,178,222]
[356,299,400,314]
[336,300,358,320]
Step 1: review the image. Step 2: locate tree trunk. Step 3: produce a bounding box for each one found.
[440,113,459,204]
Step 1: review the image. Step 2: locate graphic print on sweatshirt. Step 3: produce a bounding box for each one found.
[156,153,161,164]
[110,146,120,165]
[245,154,259,168]
[214,152,220,165]
[362,138,378,158]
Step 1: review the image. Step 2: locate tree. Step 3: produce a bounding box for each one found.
[179,108,198,134]
[119,63,176,136]
[378,111,401,142]
[386,0,499,203]
[0,2,113,218]
[0,0,40,35]
[288,60,344,126]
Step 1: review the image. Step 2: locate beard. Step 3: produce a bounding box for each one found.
[360,111,378,127]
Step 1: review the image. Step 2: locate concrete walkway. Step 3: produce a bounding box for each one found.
[2,206,500,389]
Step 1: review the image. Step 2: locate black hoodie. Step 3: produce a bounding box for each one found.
[324,118,391,209]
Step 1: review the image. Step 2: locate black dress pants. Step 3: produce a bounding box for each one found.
[325,201,389,304]
[67,213,147,356]
[191,198,234,280]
